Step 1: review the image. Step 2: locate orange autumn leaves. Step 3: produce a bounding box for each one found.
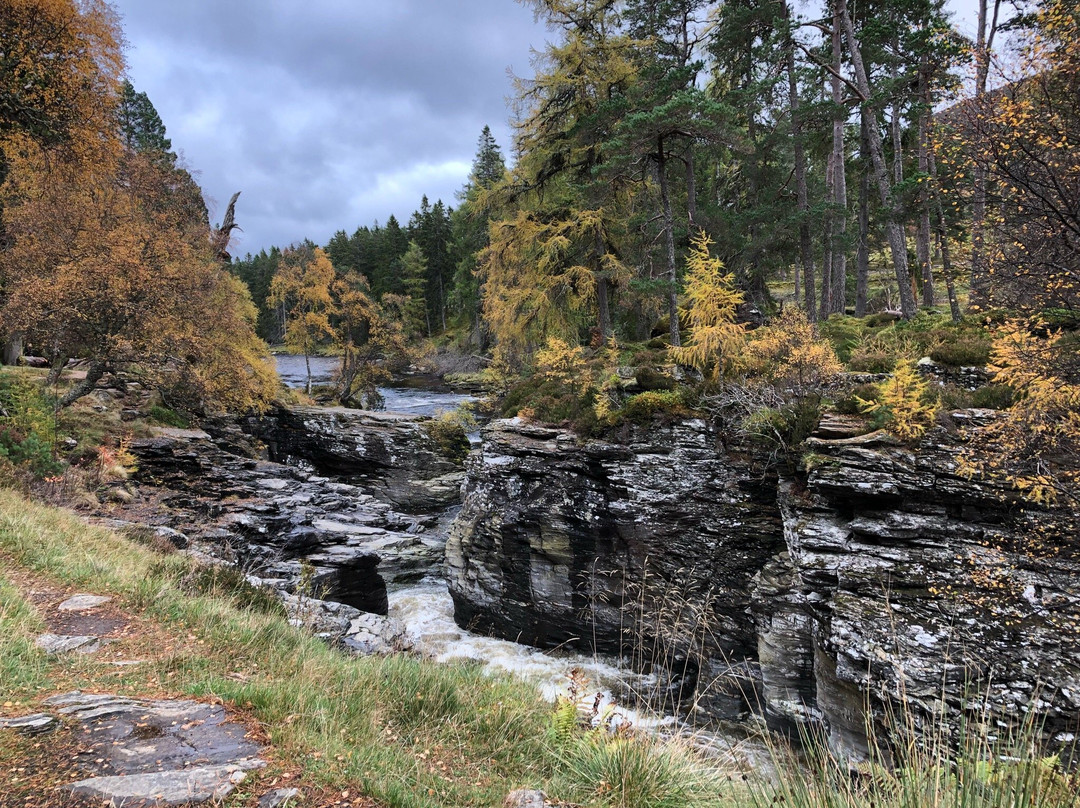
[0,0,276,411]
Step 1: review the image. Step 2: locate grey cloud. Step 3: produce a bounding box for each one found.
[112,0,539,253]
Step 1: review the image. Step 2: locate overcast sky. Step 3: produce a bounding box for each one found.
[110,0,989,257]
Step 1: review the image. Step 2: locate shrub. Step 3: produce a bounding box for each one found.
[634,366,677,391]
[0,374,60,476]
[971,383,1015,410]
[619,391,687,424]
[929,336,992,367]
[743,396,822,453]
[422,412,471,464]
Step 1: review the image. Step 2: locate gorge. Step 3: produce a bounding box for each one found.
[113,368,1080,764]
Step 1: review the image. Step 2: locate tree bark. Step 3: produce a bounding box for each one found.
[784,0,816,319]
[657,137,681,347]
[855,116,872,316]
[969,0,1001,309]
[829,4,848,315]
[685,150,698,227]
[58,359,108,408]
[916,56,936,306]
[928,136,962,322]
[838,0,917,319]
[2,333,23,366]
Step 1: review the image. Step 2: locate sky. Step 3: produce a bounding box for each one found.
[110,0,990,257]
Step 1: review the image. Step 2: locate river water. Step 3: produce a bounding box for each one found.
[272,355,760,759]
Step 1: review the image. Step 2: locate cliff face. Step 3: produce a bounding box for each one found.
[240,405,465,513]
[447,415,1080,754]
[445,417,784,718]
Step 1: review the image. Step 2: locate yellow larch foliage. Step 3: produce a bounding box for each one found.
[535,337,589,394]
[857,359,938,442]
[742,308,842,390]
[959,323,1080,506]
[668,230,744,382]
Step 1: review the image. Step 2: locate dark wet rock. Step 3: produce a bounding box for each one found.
[758,433,1080,760]
[0,713,58,735]
[239,405,465,512]
[446,417,783,719]
[448,415,1080,754]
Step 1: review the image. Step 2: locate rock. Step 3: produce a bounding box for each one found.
[448,414,1080,755]
[503,789,547,808]
[45,691,263,777]
[341,612,411,655]
[0,713,58,735]
[57,594,112,611]
[446,417,783,720]
[35,634,101,654]
[65,762,263,806]
[239,405,466,512]
[260,788,302,808]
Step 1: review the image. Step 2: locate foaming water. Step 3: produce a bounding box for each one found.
[388,578,670,729]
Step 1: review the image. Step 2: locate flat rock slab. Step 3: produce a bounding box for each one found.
[45,692,262,778]
[35,634,101,654]
[259,787,302,808]
[58,594,113,611]
[0,713,59,735]
[65,761,264,806]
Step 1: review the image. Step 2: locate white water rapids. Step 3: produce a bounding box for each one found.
[272,355,765,765]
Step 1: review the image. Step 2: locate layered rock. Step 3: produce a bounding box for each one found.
[239,405,465,512]
[125,425,445,615]
[447,414,1080,755]
[445,417,783,718]
[758,421,1080,759]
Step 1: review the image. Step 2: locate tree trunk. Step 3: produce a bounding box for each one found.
[928,137,962,322]
[2,333,23,366]
[969,0,1001,309]
[784,1,816,319]
[657,137,681,347]
[855,115,872,316]
[304,352,312,396]
[58,359,108,408]
[685,150,698,227]
[829,5,848,315]
[838,0,917,319]
[916,57,936,307]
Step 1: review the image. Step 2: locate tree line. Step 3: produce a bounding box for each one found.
[236,0,1076,382]
[0,0,276,411]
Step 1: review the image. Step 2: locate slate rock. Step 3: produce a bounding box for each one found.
[35,634,100,654]
[65,761,264,806]
[58,594,112,611]
[0,713,58,735]
[259,787,302,808]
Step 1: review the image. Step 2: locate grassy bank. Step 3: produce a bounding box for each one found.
[0,490,735,807]
[2,490,1077,807]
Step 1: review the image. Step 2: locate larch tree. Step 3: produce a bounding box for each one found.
[268,246,337,394]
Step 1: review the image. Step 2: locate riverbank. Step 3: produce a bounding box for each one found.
[0,489,744,807]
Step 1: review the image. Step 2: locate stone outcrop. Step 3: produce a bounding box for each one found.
[446,417,783,718]
[125,422,446,616]
[447,414,1080,756]
[757,421,1080,759]
[239,405,466,512]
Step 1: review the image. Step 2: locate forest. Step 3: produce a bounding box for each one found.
[0,0,1075,485]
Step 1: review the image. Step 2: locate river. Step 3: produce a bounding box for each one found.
[272,355,761,761]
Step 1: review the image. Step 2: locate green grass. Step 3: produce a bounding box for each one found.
[0,489,745,807]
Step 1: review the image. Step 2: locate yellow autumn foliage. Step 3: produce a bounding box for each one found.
[857,360,938,442]
[742,308,842,390]
[668,230,744,381]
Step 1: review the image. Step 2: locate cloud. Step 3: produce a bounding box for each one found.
[111,0,540,253]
